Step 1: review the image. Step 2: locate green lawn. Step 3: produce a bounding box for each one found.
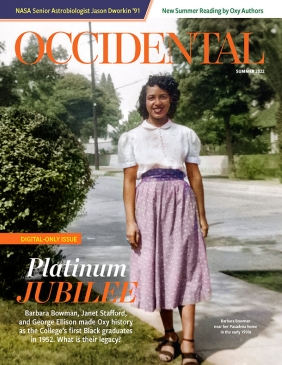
[222,270,282,293]
[0,299,161,365]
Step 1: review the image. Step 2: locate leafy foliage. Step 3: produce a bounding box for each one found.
[0,42,20,107]
[45,73,94,137]
[11,35,67,111]
[80,73,122,141]
[0,64,20,106]
[234,154,279,180]
[0,108,93,297]
[186,111,270,156]
[0,41,4,53]
[260,20,282,181]
[169,19,275,171]
[44,72,122,140]
[95,73,122,139]
[5,35,122,141]
[111,110,142,148]
[231,114,270,155]
[0,245,63,298]
[0,108,93,232]
[98,73,122,129]
[235,155,265,180]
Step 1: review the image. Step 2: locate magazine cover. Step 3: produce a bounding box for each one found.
[0,1,282,364]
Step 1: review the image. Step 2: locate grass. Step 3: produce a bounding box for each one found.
[0,277,160,365]
[104,171,120,176]
[0,279,212,365]
[222,270,282,294]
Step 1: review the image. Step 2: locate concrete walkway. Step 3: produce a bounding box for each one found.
[66,171,282,364]
[118,269,282,365]
[113,209,282,365]
[62,242,282,365]
[203,177,282,197]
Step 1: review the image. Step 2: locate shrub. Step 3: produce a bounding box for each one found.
[235,155,265,180]
[0,108,94,298]
[0,245,64,298]
[0,108,93,232]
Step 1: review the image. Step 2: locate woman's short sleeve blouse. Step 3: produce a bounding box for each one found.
[118,120,201,179]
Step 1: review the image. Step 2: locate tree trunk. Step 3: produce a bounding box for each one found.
[224,115,234,176]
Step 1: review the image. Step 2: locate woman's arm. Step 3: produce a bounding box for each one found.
[185,162,209,238]
[123,165,139,248]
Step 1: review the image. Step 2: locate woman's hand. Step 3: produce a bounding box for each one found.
[200,216,209,238]
[126,221,140,248]
[186,163,209,239]
[123,165,139,248]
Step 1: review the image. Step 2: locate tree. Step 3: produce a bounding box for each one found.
[80,73,122,141]
[0,42,20,106]
[11,34,68,111]
[259,20,282,181]
[46,73,94,136]
[169,19,275,172]
[111,110,142,148]
[0,65,20,107]
[98,73,122,129]
[188,111,270,156]
[0,42,4,53]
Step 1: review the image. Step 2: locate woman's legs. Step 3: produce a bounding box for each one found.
[179,305,198,363]
[159,309,179,361]
[159,306,198,363]
[160,309,174,331]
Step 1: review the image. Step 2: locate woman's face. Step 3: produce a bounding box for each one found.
[145,85,171,125]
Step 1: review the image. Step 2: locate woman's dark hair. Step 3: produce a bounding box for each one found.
[137,74,180,119]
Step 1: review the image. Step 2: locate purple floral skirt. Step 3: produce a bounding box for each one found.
[130,168,211,312]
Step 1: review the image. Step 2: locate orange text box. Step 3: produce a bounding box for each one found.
[0,233,82,244]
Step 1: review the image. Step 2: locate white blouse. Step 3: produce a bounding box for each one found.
[118,120,201,179]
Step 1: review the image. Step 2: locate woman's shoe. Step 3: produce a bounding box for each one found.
[158,328,179,362]
[181,339,200,365]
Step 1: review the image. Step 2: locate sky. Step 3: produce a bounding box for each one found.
[0,19,177,119]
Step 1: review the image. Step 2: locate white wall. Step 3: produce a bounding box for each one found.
[199,155,229,176]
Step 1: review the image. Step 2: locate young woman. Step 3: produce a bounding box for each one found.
[118,75,211,364]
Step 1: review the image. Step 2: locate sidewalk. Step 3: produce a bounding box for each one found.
[118,272,282,365]
[203,177,282,197]
[62,243,282,365]
[117,253,282,365]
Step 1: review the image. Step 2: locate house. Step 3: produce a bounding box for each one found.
[83,124,117,154]
[252,101,278,154]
